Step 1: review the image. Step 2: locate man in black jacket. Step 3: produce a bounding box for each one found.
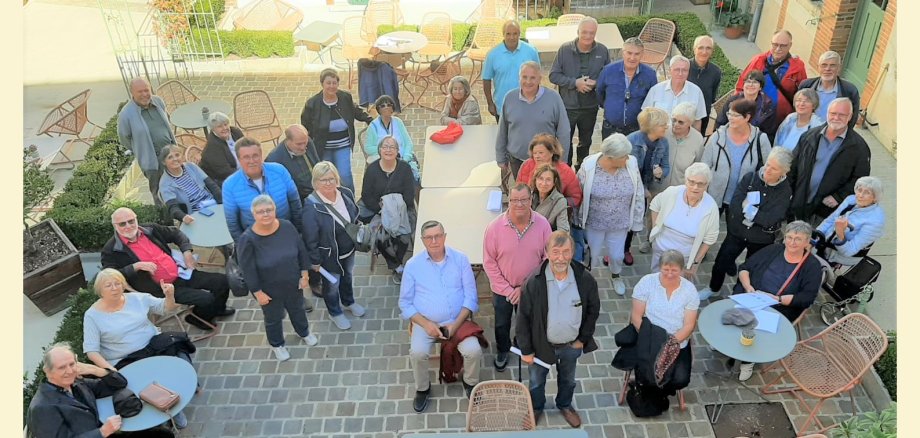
[101,207,233,330]
[798,50,860,129]
[517,231,600,428]
[787,97,870,221]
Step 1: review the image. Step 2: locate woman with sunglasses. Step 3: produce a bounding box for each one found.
[365,95,420,182]
[716,70,776,137]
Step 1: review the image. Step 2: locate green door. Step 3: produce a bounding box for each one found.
[842,0,887,88]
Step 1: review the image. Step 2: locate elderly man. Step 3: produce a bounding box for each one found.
[688,35,722,135]
[788,98,870,221]
[223,136,303,241]
[400,221,483,413]
[798,51,861,128]
[597,37,658,139]
[117,77,176,204]
[27,343,132,438]
[736,30,807,132]
[482,20,541,122]
[517,231,600,428]
[496,61,571,177]
[642,55,708,131]
[102,207,233,330]
[483,183,553,372]
[266,124,321,200]
[549,17,610,167]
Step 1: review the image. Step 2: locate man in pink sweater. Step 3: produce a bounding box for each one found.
[483,183,553,371]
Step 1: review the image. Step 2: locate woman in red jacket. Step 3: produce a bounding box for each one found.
[516,133,583,208]
[735,30,807,133]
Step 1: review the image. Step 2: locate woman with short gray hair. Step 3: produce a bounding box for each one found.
[440,75,482,126]
[700,146,794,300]
[815,176,885,281]
[656,102,705,193]
[200,111,244,185]
[158,144,222,224]
[237,194,318,362]
[774,88,824,151]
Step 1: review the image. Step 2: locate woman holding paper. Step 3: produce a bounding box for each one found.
[699,147,793,300]
[237,195,319,362]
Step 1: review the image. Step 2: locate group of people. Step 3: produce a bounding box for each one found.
[29,16,889,436]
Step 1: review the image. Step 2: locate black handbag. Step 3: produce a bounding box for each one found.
[226,249,249,297]
[314,194,372,252]
[112,387,143,418]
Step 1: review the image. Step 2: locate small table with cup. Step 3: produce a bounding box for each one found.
[170,99,233,136]
[95,356,198,431]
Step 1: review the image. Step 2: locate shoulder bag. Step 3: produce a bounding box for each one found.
[314,194,372,252]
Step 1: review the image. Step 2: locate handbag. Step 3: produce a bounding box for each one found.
[226,248,249,297]
[139,381,180,412]
[832,256,882,301]
[315,194,372,252]
[112,387,143,418]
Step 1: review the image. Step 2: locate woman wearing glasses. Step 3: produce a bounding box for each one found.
[302,162,366,331]
[716,71,776,137]
[657,103,705,192]
[774,88,823,151]
[364,95,420,182]
[702,99,772,215]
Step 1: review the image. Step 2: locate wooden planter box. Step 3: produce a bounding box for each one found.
[23,219,84,316]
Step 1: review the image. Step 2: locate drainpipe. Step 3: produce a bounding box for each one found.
[748,0,764,43]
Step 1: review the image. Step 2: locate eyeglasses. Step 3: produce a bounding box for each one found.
[379,144,398,150]
[254,208,275,216]
[114,218,137,227]
[771,42,790,49]
[421,233,446,242]
[726,111,743,118]
[686,179,708,188]
[784,235,808,244]
[508,198,530,205]
[827,111,850,119]
[744,80,761,86]
[317,177,337,185]
[671,118,687,126]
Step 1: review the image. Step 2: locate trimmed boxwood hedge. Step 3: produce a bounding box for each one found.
[876,331,896,400]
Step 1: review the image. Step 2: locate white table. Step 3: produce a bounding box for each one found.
[374,31,429,54]
[96,356,198,431]
[179,204,233,248]
[414,187,503,265]
[525,23,625,63]
[421,125,502,188]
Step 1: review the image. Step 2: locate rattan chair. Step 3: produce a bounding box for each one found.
[707,91,733,135]
[361,0,404,45]
[37,89,102,169]
[156,80,199,116]
[175,133,207,165]
[761,313,888,436]
[233,90,283,146]
[466,380,536,432]
[232,0,303,31]
[465,0,515,23]
[466,17,505,85]
[153,304,218,343]
[556,13,586,26]
[417,12,453,60]
[340,16,374,89]
[415,50,465,111]
[637,18,676,77]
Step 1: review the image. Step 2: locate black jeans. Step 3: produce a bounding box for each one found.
[170,270,230,321]
[144,165,165,206]
[492,293,516,354]
[509,157,525,181]
[709,233,772,291]
[566,107,599,165]
[601,120,639,140]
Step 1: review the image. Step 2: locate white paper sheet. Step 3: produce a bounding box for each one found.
[729,292,776,311]
[753,310,781,334]
[510,346,552,370]
[486,189,503,212]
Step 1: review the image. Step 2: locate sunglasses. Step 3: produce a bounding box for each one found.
[377,103,393,109]
[114,218,137,228]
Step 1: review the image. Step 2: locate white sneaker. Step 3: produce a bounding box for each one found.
[331,313,352,330]
[738,363,755,381]
[698,287,715,301]
[302,333,319,346]
[344,303,366,317]
[638,241,651,253]
[272,346,291,362]
[612,277,626,296]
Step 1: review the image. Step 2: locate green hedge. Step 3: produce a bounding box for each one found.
[876,331,896,401]
[189,0,226,28]
[189,29,295,58]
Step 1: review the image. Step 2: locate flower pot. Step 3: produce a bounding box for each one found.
[724,26,746,39]
[23,219,84,316]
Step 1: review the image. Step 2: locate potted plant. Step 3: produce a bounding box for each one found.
[722,11,751,39]
[23,146,85,316]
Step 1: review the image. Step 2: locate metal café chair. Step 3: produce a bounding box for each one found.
[233,90,283,146]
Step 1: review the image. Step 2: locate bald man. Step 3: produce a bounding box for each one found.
[736,30,807,133]
[117,77,176,205]
[266,124,322,200]
[482,20,541,122]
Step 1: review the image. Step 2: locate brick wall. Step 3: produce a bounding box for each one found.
[809,0,859,69]
[775,0,790,31]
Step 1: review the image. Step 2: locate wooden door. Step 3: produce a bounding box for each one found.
[842,0,887,88]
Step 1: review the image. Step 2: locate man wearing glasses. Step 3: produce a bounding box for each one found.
[483,184,553,373]
[798,50,861,128]
[102,207,233,331]
[642,56,708,132]
[735,30,807,133]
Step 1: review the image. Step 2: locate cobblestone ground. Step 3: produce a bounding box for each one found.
[164,72,876,437]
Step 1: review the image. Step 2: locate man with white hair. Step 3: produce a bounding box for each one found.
[117,77,176,205]
[798,51,861,128]
[642,55,708,132]
[736,30,807,132]
[688,35,721,135]
[787,97,870,221]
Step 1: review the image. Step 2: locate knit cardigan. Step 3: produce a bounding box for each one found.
[648,185,720,269]
[439,95,483,126]
[117,96,175,172]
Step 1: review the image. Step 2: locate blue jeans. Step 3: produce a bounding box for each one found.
[322,253,355,317]
[571,226,586,263]
[528,345,581,411]
[260,288,311,347]
[492,293,516,354]
[322,147,355,193]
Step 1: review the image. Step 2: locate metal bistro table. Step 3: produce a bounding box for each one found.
[96,356,198,431]
[170,99,232,136]
[697,298,798,423]
[525,23,625,64]
[179,204,233,248]
[421,125,501,189]
[407,430,588,437]
[295,20,342,63]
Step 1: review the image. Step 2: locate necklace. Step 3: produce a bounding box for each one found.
[684,191,702,215]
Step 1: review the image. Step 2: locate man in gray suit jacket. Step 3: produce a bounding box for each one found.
[117,77,176,205]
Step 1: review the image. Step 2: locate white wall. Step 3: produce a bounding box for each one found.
[865,26,897,154]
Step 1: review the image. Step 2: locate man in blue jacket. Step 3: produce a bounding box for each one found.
[597,37,658,140]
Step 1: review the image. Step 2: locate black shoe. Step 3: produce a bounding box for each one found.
[533,409,544,425]
[493,352,508,372]
[462,379,475,399]
[185,315,215,331]
[215,307,236,318]
[413,386,431,413]
[310,284,323,298]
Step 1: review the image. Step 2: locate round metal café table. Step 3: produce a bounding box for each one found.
[179,204,233,248]
[374,31,429,54]
[170,99,232,134]
[95,356,198,431]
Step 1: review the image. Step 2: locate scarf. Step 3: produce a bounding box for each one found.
[449,96,467,118]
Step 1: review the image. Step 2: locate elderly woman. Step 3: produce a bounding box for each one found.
[733,220,823,380]
[83,268,188,427]
[301,68,373,192]
[365,95,421,181]
[577,133,645,296]
[237,195,318,362]
[303,161,366,331]
[439,75,482,126]
[624,107,670,262]
[360,136,417,284]
[158,145,222,224]
[531,164,569,232]
[699,148,794,300]
[658,102,705,192]
[815,176,885,283]
[629,250,698,400]
[716,70,776,136]
[703,99,772,214]
[516,133,583,208]
[774,89,824,151]
[199,112,244,185]
[648,162,720,278]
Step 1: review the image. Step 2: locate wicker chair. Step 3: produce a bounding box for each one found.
[361,0,404,45]
[556,13,586,26]
[37,89,102,169]
[233,90,283,146]
[415,50,465,111]
[340,16,374,89]
[466,17,505,85]
[232,0,303,31]
[417,12,453,60]
[761,313,888,436]
[155,80,199,116]
[637,18,676,77]
[153,304,218,343]
[175,133,207,165]
[466,380,536,432]
[466,0,515,23]
[707,91,733,135]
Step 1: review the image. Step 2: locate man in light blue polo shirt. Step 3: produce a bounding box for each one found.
[482,20,540,122]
